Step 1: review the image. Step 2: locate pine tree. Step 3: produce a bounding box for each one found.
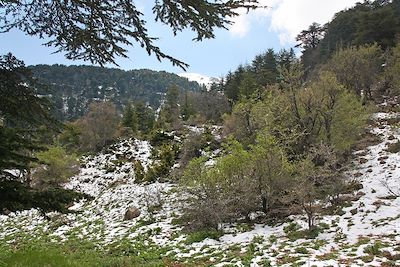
[134,102,155,134]
[0,53,57,179]
[122,103,138,133]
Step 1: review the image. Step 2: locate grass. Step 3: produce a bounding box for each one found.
[0,233,172,267]
[283,222,322,241]
[0,243,166,267]
[363,242,383,256]
[184,229,223,244]
[295,247,309,254]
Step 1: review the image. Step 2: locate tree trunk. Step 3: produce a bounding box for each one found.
[262,197,268,214]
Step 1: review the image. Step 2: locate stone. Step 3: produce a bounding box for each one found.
[124,207,140,220]
[2,208,11,215]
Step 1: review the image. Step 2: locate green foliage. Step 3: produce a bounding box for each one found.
[148,130,175,147]
[58,122,81,153]
[330,90,370,152]
[34,146,79,188]
[182,136,293,230]
[296,22,325,50]
[325,44,383,97]
[133,160,145,183]
[0,237,168,267]
[285,226,321,241]
[0,54,58,176]
[158,85,182,130]
[122,103,138,133]
[134,102,155,134]
[121,102,155,136]
[146,143,180,182]
[384,42,400,95]
[222,48,295,103]
[185,230,223,244]
[178,129,219,169]
[301,0,400,70]
[363,242,383,256]
[0,180,90,213]
[183,90,231,123]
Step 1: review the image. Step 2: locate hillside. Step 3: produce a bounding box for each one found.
[30,65,202,120]
[1,103,400,266]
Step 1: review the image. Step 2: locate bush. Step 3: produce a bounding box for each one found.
[387,141,400,153]
[76,101,120,152]
[364,242,383,256]
[133,160,145,183]
[148,129,174,147]
[33,146,79,188]
[0,180,90,213]
[146,143,180,182]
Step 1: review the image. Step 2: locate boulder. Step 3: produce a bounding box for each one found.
[124,207,140,220]
[2,208,11,215]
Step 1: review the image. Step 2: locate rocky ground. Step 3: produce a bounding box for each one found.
[1,110,400,266]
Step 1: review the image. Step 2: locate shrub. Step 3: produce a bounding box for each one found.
[33,146,79,188]
[148,129,174,147]
[133,160,145,183]
[387,141,400,153]
[76,101,120,152]
[0,180,90,213]
[364,242,383,256]
[146,143,179,182]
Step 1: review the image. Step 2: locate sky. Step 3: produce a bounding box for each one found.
[0,0,359,78]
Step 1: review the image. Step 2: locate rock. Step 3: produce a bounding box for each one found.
[356,191,366,196]
[388,135,396,140]
[359,158,368,164]
[378,156,389,161]
[2,208,11,215]
[124,207,141,220]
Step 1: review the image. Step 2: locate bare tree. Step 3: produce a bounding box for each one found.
[77,101,119,151]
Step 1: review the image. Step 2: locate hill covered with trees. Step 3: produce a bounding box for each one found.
[30,64,202,120]
[298,0,400,71]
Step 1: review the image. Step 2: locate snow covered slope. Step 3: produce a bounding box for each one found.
[178,72,220,90]
[1,111,400,266]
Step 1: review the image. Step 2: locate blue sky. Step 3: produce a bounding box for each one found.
[0,0,359,78]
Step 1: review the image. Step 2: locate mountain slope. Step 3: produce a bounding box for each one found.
[1,109,400,266]
[178,72,220,90]
[30,65,201,120]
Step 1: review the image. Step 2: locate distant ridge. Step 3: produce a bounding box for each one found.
[30,65,201,121]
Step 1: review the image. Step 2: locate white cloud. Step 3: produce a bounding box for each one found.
[229,9,253,38]
[229,0,359,44]
[229,0,271,38]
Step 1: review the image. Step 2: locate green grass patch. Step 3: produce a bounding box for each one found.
[363,242,383,256]
[185,229,223,244]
